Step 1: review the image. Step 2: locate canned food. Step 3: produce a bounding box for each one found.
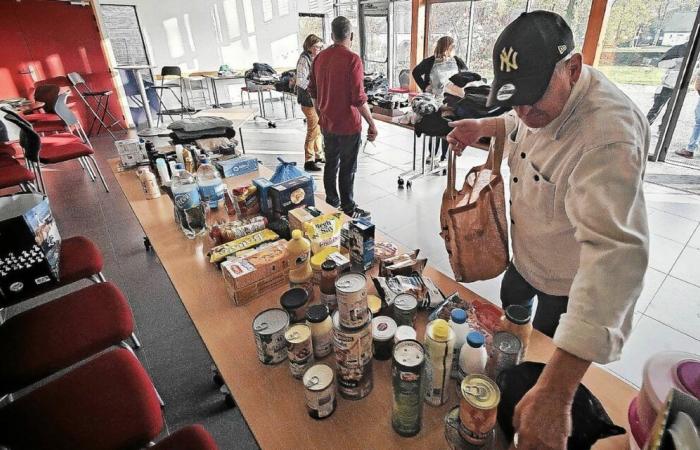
[332,311,373,368]
[303,364,337,420]
[392,339,426,437]
[372,316,397,361]
[394,325,417,344]
[280,288,309,323]
[335,273,369,329]
[252,308,290,365]
[393,293,418,327]
[337,358,373,400]
[458,375,500,445]
[486,331,522,380]
[285,324,314,379]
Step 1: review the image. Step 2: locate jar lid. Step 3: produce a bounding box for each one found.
[372,316,397,341]
[280,288,308,310]
[291,229,302,240]
[505,305,531,325]
[303,364,334,391]
[467,331,485,348]
[285,324,311,343]
[450,308,467,324]
[321,259,337,271]
[395,325,417,342]
[305,304,329,323]
[430,319,450,341]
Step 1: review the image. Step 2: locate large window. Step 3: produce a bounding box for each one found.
[336,1,361,53]
[299,13,325,49]
[393,0,412,87]
[528,0,593,51]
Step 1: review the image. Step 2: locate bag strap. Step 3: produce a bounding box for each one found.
[447,144,457,198]
[484,118,507,175]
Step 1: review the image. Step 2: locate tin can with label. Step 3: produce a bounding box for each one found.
[337,357,373,400]
[393,293,418,327]
[252,308,290,365]
[458,375,500,445]
[335,272,369,329]
[303,363,337,420]
[285,324,314,379]
[332,311,373,368]
[486,331,522,380]
[372,315,397,361]
[392,339,426,437]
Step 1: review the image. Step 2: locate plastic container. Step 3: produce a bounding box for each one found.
[458,331,487,386]
[306,304,333,358]
[288,230,312,287]
[424,319,455,406]
[449,308,470,379]
[196,157,225,209]
[171,163,206,239]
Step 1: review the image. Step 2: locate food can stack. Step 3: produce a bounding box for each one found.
[332,272,374,400]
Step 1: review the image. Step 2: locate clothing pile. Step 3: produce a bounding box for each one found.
[244,63,279,91]
[168,116,236,144]
[364,72,388,97]
[368,92,409,110]
[274,70,296,93]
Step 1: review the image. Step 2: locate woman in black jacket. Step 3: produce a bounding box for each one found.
[412,36,466,162]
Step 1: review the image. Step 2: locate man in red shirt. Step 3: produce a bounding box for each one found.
[308,16,377,219]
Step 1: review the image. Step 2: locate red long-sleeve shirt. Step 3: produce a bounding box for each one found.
[307,44,367,135]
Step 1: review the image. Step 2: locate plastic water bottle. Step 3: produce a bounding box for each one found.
[458,331,488,387]
[171,163,206,239]
[448,308,470,379]
[196,157,225,209]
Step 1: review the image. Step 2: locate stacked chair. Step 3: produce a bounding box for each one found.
[22,84,67,134]
[67,72,125,139]
[150,66,193,127]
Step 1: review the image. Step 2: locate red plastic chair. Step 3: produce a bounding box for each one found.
[151,425,220,450]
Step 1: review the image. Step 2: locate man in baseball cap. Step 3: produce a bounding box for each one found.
[448,11,649,450]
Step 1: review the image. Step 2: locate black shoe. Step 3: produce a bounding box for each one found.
[315,158,325,164]
[346,207,371,220]
[304,161,322,172]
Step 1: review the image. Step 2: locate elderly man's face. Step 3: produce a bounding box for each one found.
[513,53,582,129]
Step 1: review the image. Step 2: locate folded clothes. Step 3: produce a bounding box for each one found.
[170,128,237,144]
[449,71,482,87]
[167,116,233,132]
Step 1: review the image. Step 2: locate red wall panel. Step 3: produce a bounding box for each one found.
[0,0,125,131]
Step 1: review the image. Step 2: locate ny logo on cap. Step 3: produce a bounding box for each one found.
[558,45,567,54]
[500,47,518,73]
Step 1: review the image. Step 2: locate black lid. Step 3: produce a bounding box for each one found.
[487,10,575,108]
[505,305,531,325]
[306,304,329,323]
[280,288,308,310]
[321,259,337,271]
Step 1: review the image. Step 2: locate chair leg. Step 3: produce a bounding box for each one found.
[82,157,97,181]
[131,332,142,349]
[155,90,165,128]
[36,164,47,195]
[87,155,110,192]
[78,156,87,170]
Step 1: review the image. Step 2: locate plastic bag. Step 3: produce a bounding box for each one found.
[270,157,316,191]
[496,362,626,450]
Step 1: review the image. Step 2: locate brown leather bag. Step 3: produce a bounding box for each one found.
[440,120,509,282]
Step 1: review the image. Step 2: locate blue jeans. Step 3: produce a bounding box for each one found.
[687,98,700,153]
[323,132,360,212]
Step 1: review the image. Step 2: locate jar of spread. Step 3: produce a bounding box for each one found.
[319,260,338,312]
[372,316,397,360]
[280,288,309,323]
[500,305,532,355]
[306,304,333,358]
[310,247,339,285]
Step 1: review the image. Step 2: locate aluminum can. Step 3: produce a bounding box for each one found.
[486,331,522,380]
[252,308,289,365]
[393,293,418,327]
[332,311,372,368]
[392,339,426,437]
[335,272,369,329]
[337,357,373,400]
[458,374,500,445]
[303,363,336,420]
[284,324,314,379]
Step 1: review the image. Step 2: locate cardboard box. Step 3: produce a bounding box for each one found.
[288,206,322,232]
[253,177,274,218]
[0,193,61,303]
[221,240,289,306]
[216,155,259,178]
[269,176,315,219]
[115,139,147,168]
[349,219,375,272]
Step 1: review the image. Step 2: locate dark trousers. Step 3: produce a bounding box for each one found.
[647,87,673,125]
[428,137,448,159]
[500,263,569,338]
[323,132,360,213]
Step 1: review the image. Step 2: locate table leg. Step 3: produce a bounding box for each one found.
[134,69,154,128]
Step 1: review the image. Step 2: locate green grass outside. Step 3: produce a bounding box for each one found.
[597,65,664,86]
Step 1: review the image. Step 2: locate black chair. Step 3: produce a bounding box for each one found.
[150,66,193,127]
[67,72,124,139]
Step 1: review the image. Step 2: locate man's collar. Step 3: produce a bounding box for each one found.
[541,65,591,140]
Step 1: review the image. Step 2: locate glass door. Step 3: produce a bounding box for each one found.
[360,0,390,79]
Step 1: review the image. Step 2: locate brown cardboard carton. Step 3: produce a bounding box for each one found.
[288,206,322,232]
[221,240,289,306]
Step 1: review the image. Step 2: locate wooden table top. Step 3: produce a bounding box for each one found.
[110,160,636,450]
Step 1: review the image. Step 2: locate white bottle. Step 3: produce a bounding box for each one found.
[171,163,206,239]
[448,308,470,379]
[174,144,184,163]
[196,157,225,209]
[458,331,488,384]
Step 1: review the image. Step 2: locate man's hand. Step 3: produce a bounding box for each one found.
[367,123,378,142]
[447,118,491,155]
[510,384,572,450]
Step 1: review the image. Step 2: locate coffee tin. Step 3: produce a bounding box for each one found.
[392,339,426,437]
[285,324,314,379]
[372,315,397,361]
[394,325,417,344]
[393,293,418,327]
[303,363,337,420]
[332,311,373,368]
[337,357,373,400]
[458,375,500,445]
[252,308,290,365]
[335,272,369,329]
[486,331,522,380]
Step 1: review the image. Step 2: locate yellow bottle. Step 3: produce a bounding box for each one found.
[288,229,312,286]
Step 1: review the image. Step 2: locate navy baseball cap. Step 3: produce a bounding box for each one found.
[487,11,575,108]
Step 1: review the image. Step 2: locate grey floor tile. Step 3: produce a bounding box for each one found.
[645,276,700,340]
[647,208,699,244]
[635,267,666,314]
[648,234,685,273]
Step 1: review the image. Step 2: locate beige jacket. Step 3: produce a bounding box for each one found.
[502,65,650,364]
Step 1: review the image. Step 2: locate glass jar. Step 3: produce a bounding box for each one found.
[306,304,333,358]
[319,260,338,312]
[500,305,532,355]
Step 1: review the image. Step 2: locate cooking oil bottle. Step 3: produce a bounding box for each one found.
[288,229,312,289]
